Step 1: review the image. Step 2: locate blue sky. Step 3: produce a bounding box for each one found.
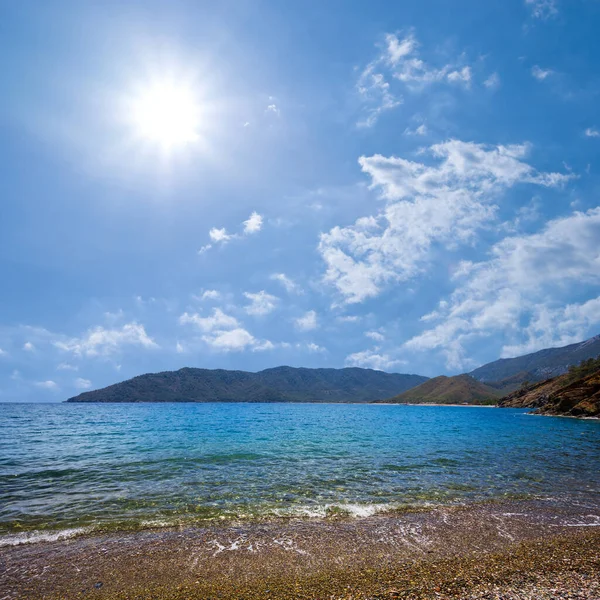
[2,0,600,401]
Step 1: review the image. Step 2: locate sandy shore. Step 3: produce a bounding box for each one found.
[1,498,599,599]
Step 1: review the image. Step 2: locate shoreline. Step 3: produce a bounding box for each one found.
[2,497,600,599]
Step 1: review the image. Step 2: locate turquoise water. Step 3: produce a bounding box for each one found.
[1,402,599,541]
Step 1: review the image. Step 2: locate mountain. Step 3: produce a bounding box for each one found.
[65,366,429,403]
[380,374,500,405]
[498,356,600,418]
[470,334,600,388]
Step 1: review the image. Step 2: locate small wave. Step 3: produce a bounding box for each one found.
[0,527,90,547]
[272,502,400,519]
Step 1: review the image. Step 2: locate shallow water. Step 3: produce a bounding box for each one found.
[1,402,599,540]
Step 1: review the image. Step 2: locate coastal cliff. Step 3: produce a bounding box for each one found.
[498,357,600,418]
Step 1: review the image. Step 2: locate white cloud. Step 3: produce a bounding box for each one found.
[180,307,275,353]
[405,207,600,367]
[404,123,428,136]
[197,289,221,301]
[584,128,600,138]
[356,66,402,128]
[356,31,472,127]
[0,348,7,357]
[35,380,58,390]
[345,349,405,371]
[266,104,280,116]
[306,342,327,353]
[385,33,471,89]
[179,308,239,332]
[531,65,553,80]
[294,310,318,331]
[55,322,157,357]
[57,362,78,371]
[483,72,500,89]
[202,328,259,352]
[319,139,571,303]
[74,378,92,390]
[525,0,558,19]
[243,212,263,234]
[209,227,233,243]
[23,342,35,352]
[199,212,265,253]
[337,315,361,323]
[447,66,472,86]
[365,330,385,342]
[270,273,303,294]
[244,291,279,316]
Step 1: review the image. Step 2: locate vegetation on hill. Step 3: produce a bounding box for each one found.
[469,334,600,387]
[380,374,500,405]
[65,366,428,403]
[498,355,600,418]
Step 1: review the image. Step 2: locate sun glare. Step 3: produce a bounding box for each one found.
[130,81,201,149]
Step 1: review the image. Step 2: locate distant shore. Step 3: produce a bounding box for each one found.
[2,497,599,599]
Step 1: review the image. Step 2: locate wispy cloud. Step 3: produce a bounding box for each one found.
[270,273,303,294]
[356,31,473,127]
[525,0,559,19]
[319,139,572,303]
[55,323,157,357]
[483,72,500,89]
[531,65,553,80]
[243,291,279,316]
[74,378,92,389]
[584,127,600,138]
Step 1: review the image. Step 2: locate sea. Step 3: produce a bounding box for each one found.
[1,402,599,545]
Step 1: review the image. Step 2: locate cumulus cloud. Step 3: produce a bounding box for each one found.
[306,342,327,353]
[294,310,318,331]
[584,128,600,138]
[55,323,157,357]
[179,307,274,352]
[244,291,279,316]
[319,139,572,303]
[199,212,265,253]
[179,308,239,331]
[243,211,263,234]
[356,31,473,127]
[345,349,405,371]
[23,342,35,352]
[270,273,303,294]
[404,207,600,367]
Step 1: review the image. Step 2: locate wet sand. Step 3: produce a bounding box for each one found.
[1,498,600,599]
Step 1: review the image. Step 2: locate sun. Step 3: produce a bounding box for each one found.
[130,80,202,149]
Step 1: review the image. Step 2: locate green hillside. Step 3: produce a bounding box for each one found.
[381,374,500,405]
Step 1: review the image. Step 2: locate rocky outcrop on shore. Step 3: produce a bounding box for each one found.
[498,364,600,418]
